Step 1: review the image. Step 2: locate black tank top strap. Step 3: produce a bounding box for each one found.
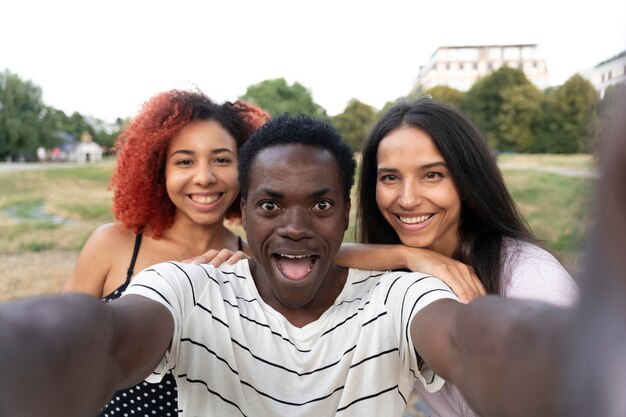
[125,232,143,285]
[237,236,243,251]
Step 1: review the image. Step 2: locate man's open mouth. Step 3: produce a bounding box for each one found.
[273,253,318,280]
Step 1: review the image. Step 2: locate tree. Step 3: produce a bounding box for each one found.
[461,67,530,148]
[542,75,598,153]
[332,99,377,151]
[495,83,543,152]
[598,83,626,116]
[594,83,626,160]
[39,107,67,150]
[240,78,328,120]
[423,85,464,109]
[0,70,47,159]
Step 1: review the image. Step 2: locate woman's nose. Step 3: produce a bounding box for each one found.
[397,181,423,209]
[193,165,217,186]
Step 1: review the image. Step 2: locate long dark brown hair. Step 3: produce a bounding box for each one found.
[357,99,534,294]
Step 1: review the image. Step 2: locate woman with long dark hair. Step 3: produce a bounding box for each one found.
[335,98,578,416]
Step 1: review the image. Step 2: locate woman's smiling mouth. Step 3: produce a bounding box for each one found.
[189,193,222,204]
[398,214,434,224]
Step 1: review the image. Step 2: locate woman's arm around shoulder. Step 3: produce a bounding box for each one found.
[335,243,486,303]
[63,223,136,297]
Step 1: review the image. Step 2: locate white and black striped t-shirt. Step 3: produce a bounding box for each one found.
[125,260,457,417]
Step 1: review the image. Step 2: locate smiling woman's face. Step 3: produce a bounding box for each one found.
[375,126,461,258]
[164,120,239,227]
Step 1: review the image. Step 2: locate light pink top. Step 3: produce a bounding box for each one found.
[416,239,579,417]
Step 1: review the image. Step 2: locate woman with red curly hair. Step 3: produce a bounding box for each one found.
[63,89,268,417]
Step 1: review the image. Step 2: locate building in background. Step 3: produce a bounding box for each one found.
[579,50,626,98]
[70,132,103,163]
[415,44,549,92]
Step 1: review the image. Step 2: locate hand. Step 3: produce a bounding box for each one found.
[182,249,248,266]
[403,247,486,303]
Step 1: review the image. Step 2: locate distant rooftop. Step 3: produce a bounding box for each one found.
[435,43,537,49]
[431,44,538,57]
[596,50,626,68]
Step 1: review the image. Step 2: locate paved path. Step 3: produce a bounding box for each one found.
[498,162,599,178]
[0,162,599,178]
[0,162,83,173]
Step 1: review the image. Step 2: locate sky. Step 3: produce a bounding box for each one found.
[1,0,625,123]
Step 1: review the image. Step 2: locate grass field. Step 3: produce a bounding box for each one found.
[0,154,596,302]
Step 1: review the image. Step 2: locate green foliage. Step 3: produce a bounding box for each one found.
[332,99,377,151]
[496,83,543,152]
[594,83,626,153]
[423,85,464,109]
[598,83,626,115]
[0,70,46,159]
[542,75,598,153]
[240,78,328,120]
[378,99,401,117]
[461,67,530,148]
[0,69,121,159]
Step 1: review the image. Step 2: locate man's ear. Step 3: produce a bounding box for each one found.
[240,198,247,231]
[343,198,351,231]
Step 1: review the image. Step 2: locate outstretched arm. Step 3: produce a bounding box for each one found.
[335,243,486,302]
[411,296,569,417]
[0,293,173,417]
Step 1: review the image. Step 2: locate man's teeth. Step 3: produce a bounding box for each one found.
[399,214,432,224]
[278,254,310,259]
[191,194,220,204]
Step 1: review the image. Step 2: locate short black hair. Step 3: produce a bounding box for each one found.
[238,114,356,201]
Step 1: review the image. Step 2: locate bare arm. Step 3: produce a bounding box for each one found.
[335,243,486,302]
[411,296,569,417]
[0,293,173,417]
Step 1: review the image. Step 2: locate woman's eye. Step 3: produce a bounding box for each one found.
[260,201,280,212]
[424,172,443,180]
[379,174,398,182]
[312,200,333,211]
[214,157,231,164]
[175,159,193,166]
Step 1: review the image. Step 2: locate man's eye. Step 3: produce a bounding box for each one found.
[260,201,280,211]
[312,200,333,211]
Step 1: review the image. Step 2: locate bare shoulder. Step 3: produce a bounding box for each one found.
[88,222,137,246]
[64,223,138,295]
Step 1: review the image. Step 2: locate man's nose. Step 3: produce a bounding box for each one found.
[278,207,313,241]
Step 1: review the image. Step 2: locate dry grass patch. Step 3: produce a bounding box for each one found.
[0,250,78,302]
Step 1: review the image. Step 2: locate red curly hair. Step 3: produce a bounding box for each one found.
[109,90,269,238]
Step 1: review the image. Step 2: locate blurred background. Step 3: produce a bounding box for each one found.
[1,0,623,300]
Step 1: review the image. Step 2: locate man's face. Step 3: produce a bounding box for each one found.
[241,143,350,312]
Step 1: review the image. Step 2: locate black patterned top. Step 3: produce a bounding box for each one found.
[98,233,178,417]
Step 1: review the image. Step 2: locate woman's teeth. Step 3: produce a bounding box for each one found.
[191,194,220,204]
[399,214,432,224]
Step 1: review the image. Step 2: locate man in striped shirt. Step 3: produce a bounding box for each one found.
[1,114,569,417]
